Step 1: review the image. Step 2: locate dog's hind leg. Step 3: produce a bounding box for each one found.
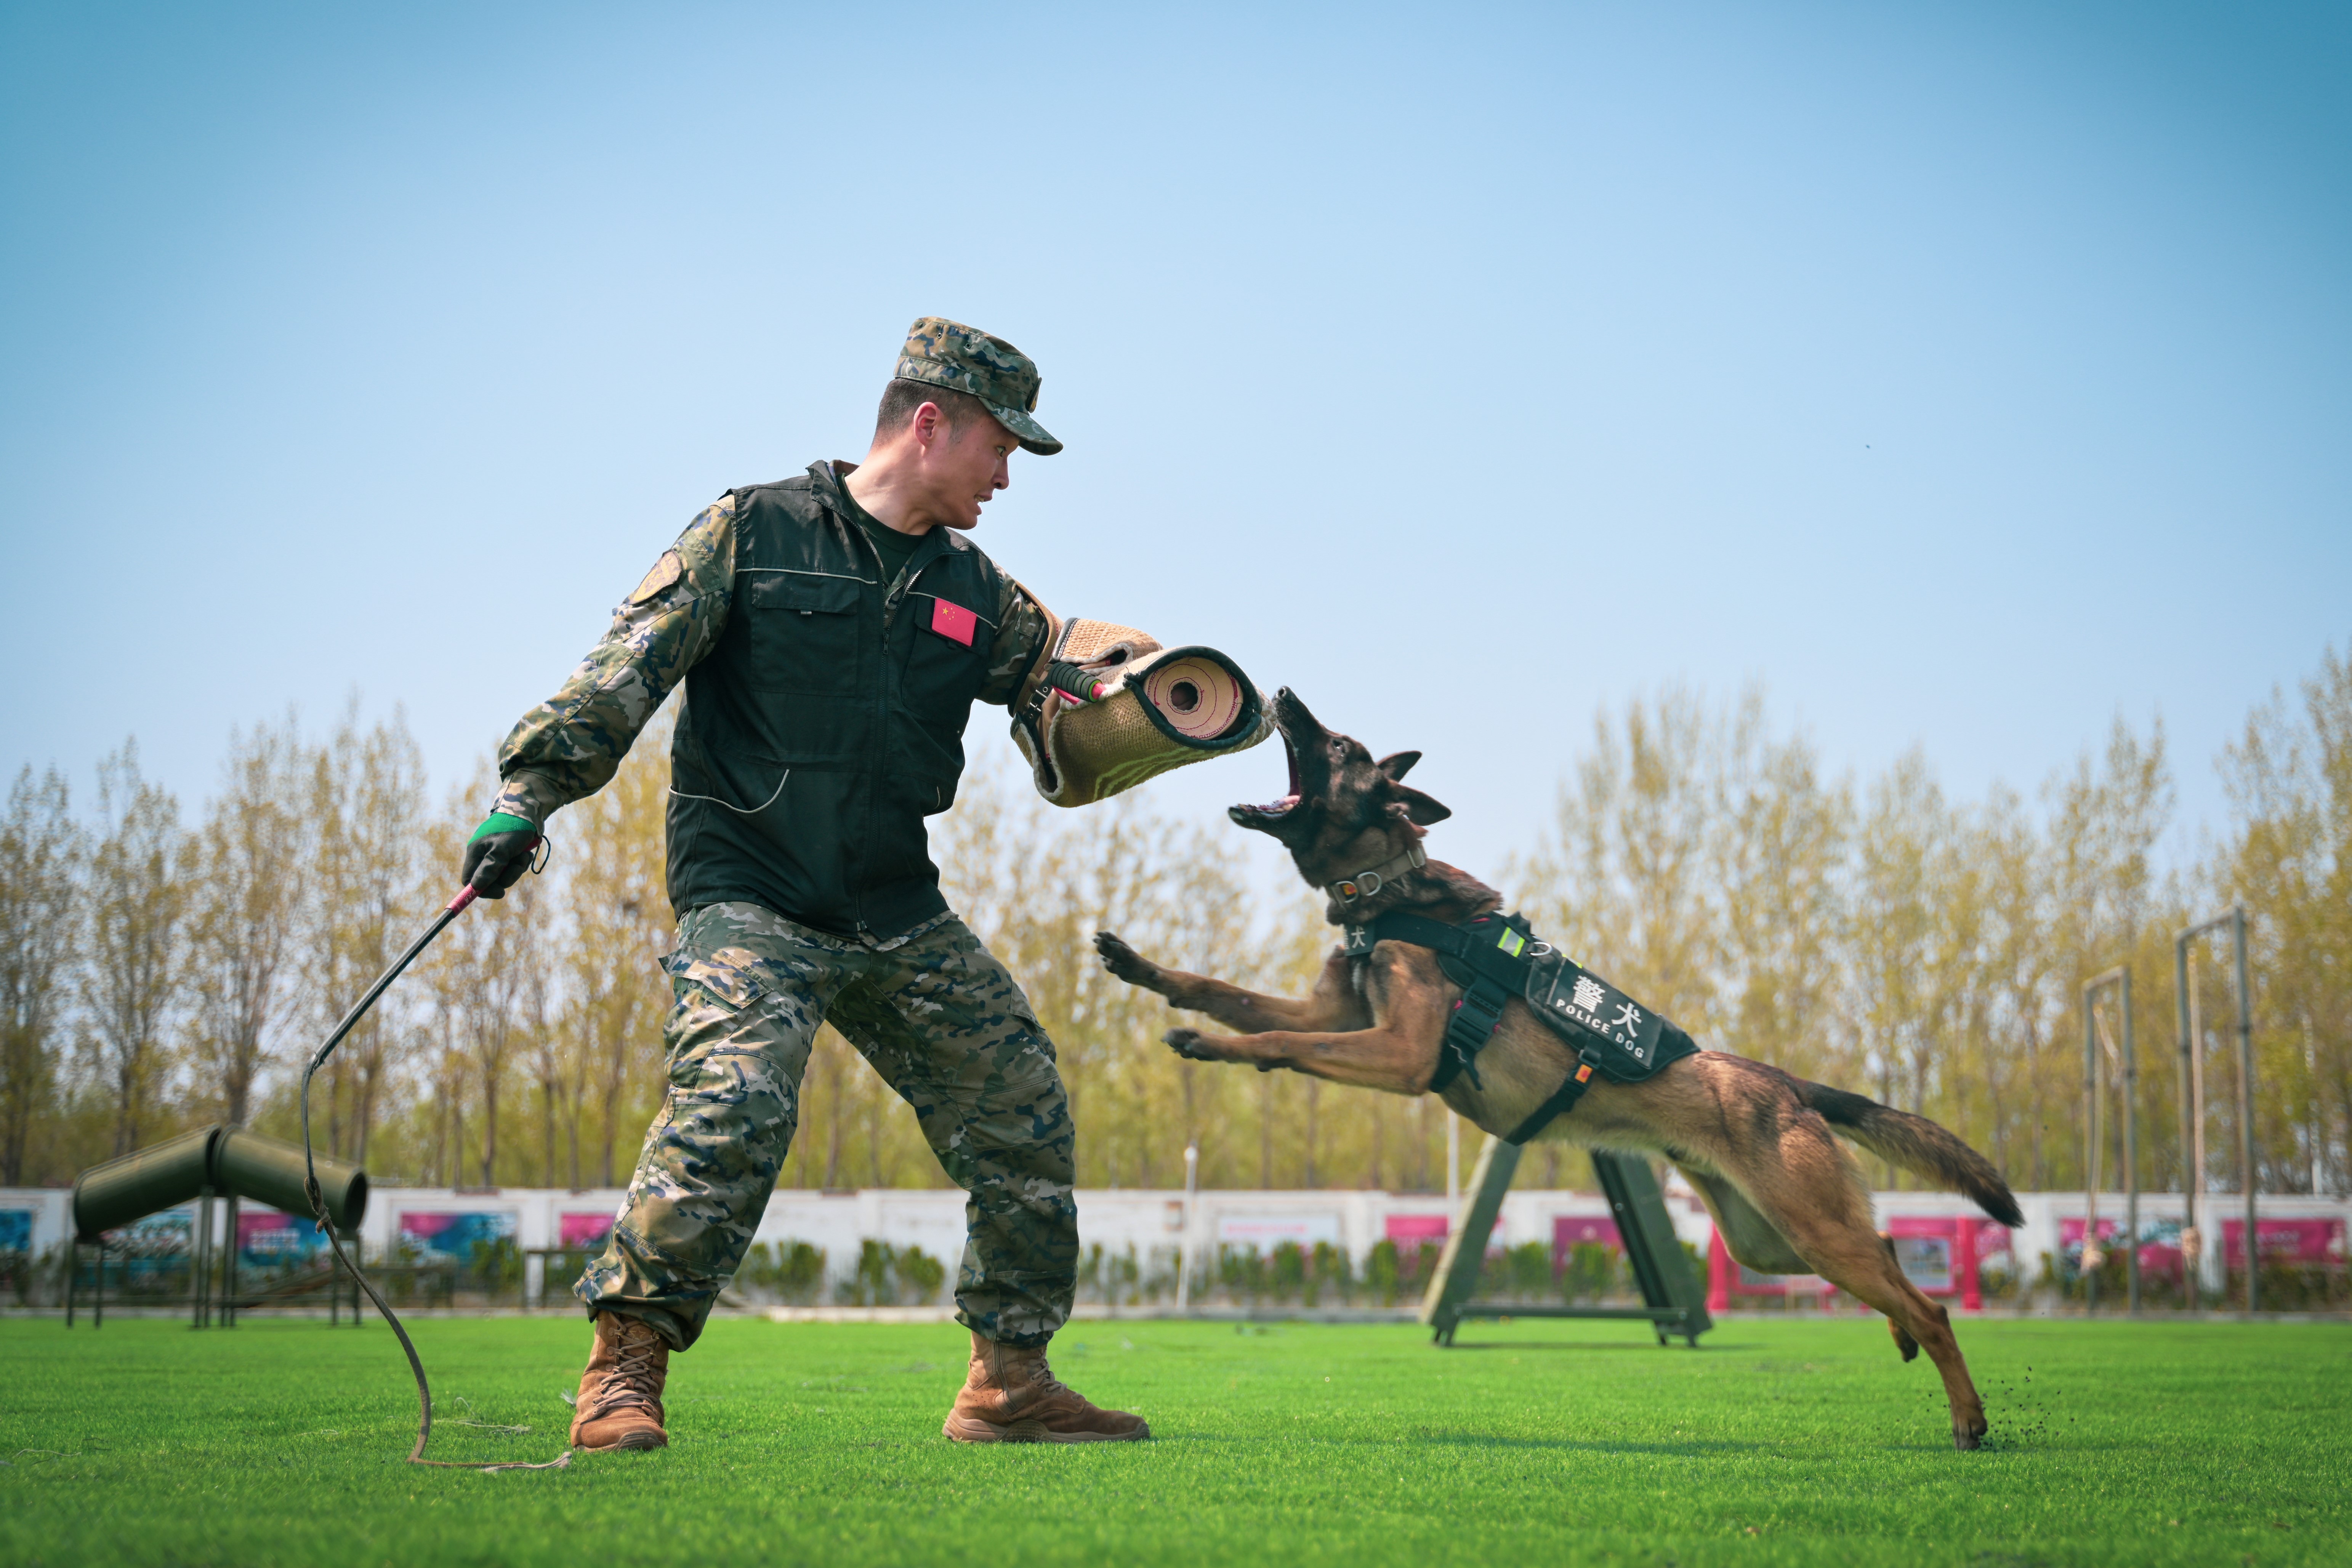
[1879,1235,1921,1362]
[1719,1123,1989,1451]
[1679,1168,1810,1275]
[1684,1164,1918,1360]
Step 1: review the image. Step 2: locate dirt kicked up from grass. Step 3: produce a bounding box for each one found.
[1,1314,2346,1568]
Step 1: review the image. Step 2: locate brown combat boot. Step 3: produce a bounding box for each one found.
[567,1311,670,1452]
[942,1330,1150,1443]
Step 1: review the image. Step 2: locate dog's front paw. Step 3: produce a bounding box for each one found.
[1095,930,1157,987]
[1164,1027,1214,1060]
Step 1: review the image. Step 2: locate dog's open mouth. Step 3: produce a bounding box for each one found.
[1232,724,1303,820]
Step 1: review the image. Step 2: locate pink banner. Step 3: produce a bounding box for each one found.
[2060,1216,2195,1280]
[1886,1216,2009,1252]
[1553,1216,1622,1250]
[1383,1215,1449,1246]
[1551,1215,1622,1275]
[397,1210,515,1261]
[560,1212,615,1248]
[2220,1217,2346,1267]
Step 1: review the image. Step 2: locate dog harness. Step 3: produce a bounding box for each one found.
[1341,910,1700,1145]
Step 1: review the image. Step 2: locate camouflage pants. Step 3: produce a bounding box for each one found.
[574,902,1077,1351]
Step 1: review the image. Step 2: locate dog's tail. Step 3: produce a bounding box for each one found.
[1796,1080,2024,1227]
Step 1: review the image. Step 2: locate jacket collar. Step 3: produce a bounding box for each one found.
[811,460,967,582]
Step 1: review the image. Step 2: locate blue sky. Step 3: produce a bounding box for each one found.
[4,2,2346,889]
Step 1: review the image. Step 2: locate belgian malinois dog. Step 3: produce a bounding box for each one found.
[1094,689,2022,1450]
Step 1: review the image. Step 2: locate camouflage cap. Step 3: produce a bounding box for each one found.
[894,317,1063,456]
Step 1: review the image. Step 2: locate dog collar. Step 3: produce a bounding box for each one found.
[1326,843,1427,905]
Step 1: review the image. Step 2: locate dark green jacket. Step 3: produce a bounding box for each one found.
[491,461,1052,938]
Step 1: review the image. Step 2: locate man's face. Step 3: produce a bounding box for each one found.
[922,406,1016,531]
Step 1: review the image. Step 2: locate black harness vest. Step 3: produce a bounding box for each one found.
[1342,911,1700,1144]
[665,464,1015,937]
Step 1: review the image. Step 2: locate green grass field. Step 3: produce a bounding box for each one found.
[2,1313,2345,1567]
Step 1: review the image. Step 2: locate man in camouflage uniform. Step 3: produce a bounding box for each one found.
[462,319,1147,1449]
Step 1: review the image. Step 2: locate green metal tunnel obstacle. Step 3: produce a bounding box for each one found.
[1422,1140,1713,1347]
[67,1125,367,1327]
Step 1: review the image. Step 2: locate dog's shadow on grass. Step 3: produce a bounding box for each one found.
[1159,1429,1767,1457]
[1408,1430,1766,1457]
[1439,1339,1769,1353]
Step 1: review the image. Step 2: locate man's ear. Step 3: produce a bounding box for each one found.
[1390,785,1450,825]
[911,400,947,448]
[1376,751,1422,782]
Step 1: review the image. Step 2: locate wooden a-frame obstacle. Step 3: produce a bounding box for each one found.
[1422,1135,1713,1347]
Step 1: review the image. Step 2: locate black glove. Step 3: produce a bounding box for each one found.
[462,814,542,899]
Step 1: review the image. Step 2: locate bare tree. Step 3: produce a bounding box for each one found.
[421,778,539,1188]
[75,656,2337,1203]
[1514,685,1728,1039]
[2218,643,2352,1195]
[310,705,426,1164]
[1851,747,1943,1123]
[560,711,673,1187]
[1976,785,2057,1185]
[0,766,83,1184]
[187,718,315,1126]
[83,743,187,1156]
[1718,712,1854,1080]
[2043,714,2173,1186]
[522,918,569,1187]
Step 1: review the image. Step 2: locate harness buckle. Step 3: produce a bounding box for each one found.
[1327,844,1426,907]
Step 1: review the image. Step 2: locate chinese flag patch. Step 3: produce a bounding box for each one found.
[929,597,977,647]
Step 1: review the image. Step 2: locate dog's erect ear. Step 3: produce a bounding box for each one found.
[1390,785,1451,825]
[1376,751,1422,782]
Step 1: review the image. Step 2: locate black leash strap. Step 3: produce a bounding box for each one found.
[301,881,572,1475]
[1501,1053,1601,1146]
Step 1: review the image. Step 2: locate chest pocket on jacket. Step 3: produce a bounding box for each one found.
[902,588,991,730]
[743,572,865,694]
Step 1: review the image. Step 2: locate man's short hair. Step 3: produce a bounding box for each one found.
[874,377,993,444]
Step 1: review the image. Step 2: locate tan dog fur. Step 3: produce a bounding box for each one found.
[1094,689,2020,1451]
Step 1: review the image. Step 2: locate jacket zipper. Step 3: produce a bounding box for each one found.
[851,519,940,935]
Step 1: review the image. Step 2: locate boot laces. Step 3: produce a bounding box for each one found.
[995,1344,1072,1411]
[587,1324,663,1419]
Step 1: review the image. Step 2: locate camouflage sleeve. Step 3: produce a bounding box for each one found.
[489,498,737,825]
[977,575,1056,710]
